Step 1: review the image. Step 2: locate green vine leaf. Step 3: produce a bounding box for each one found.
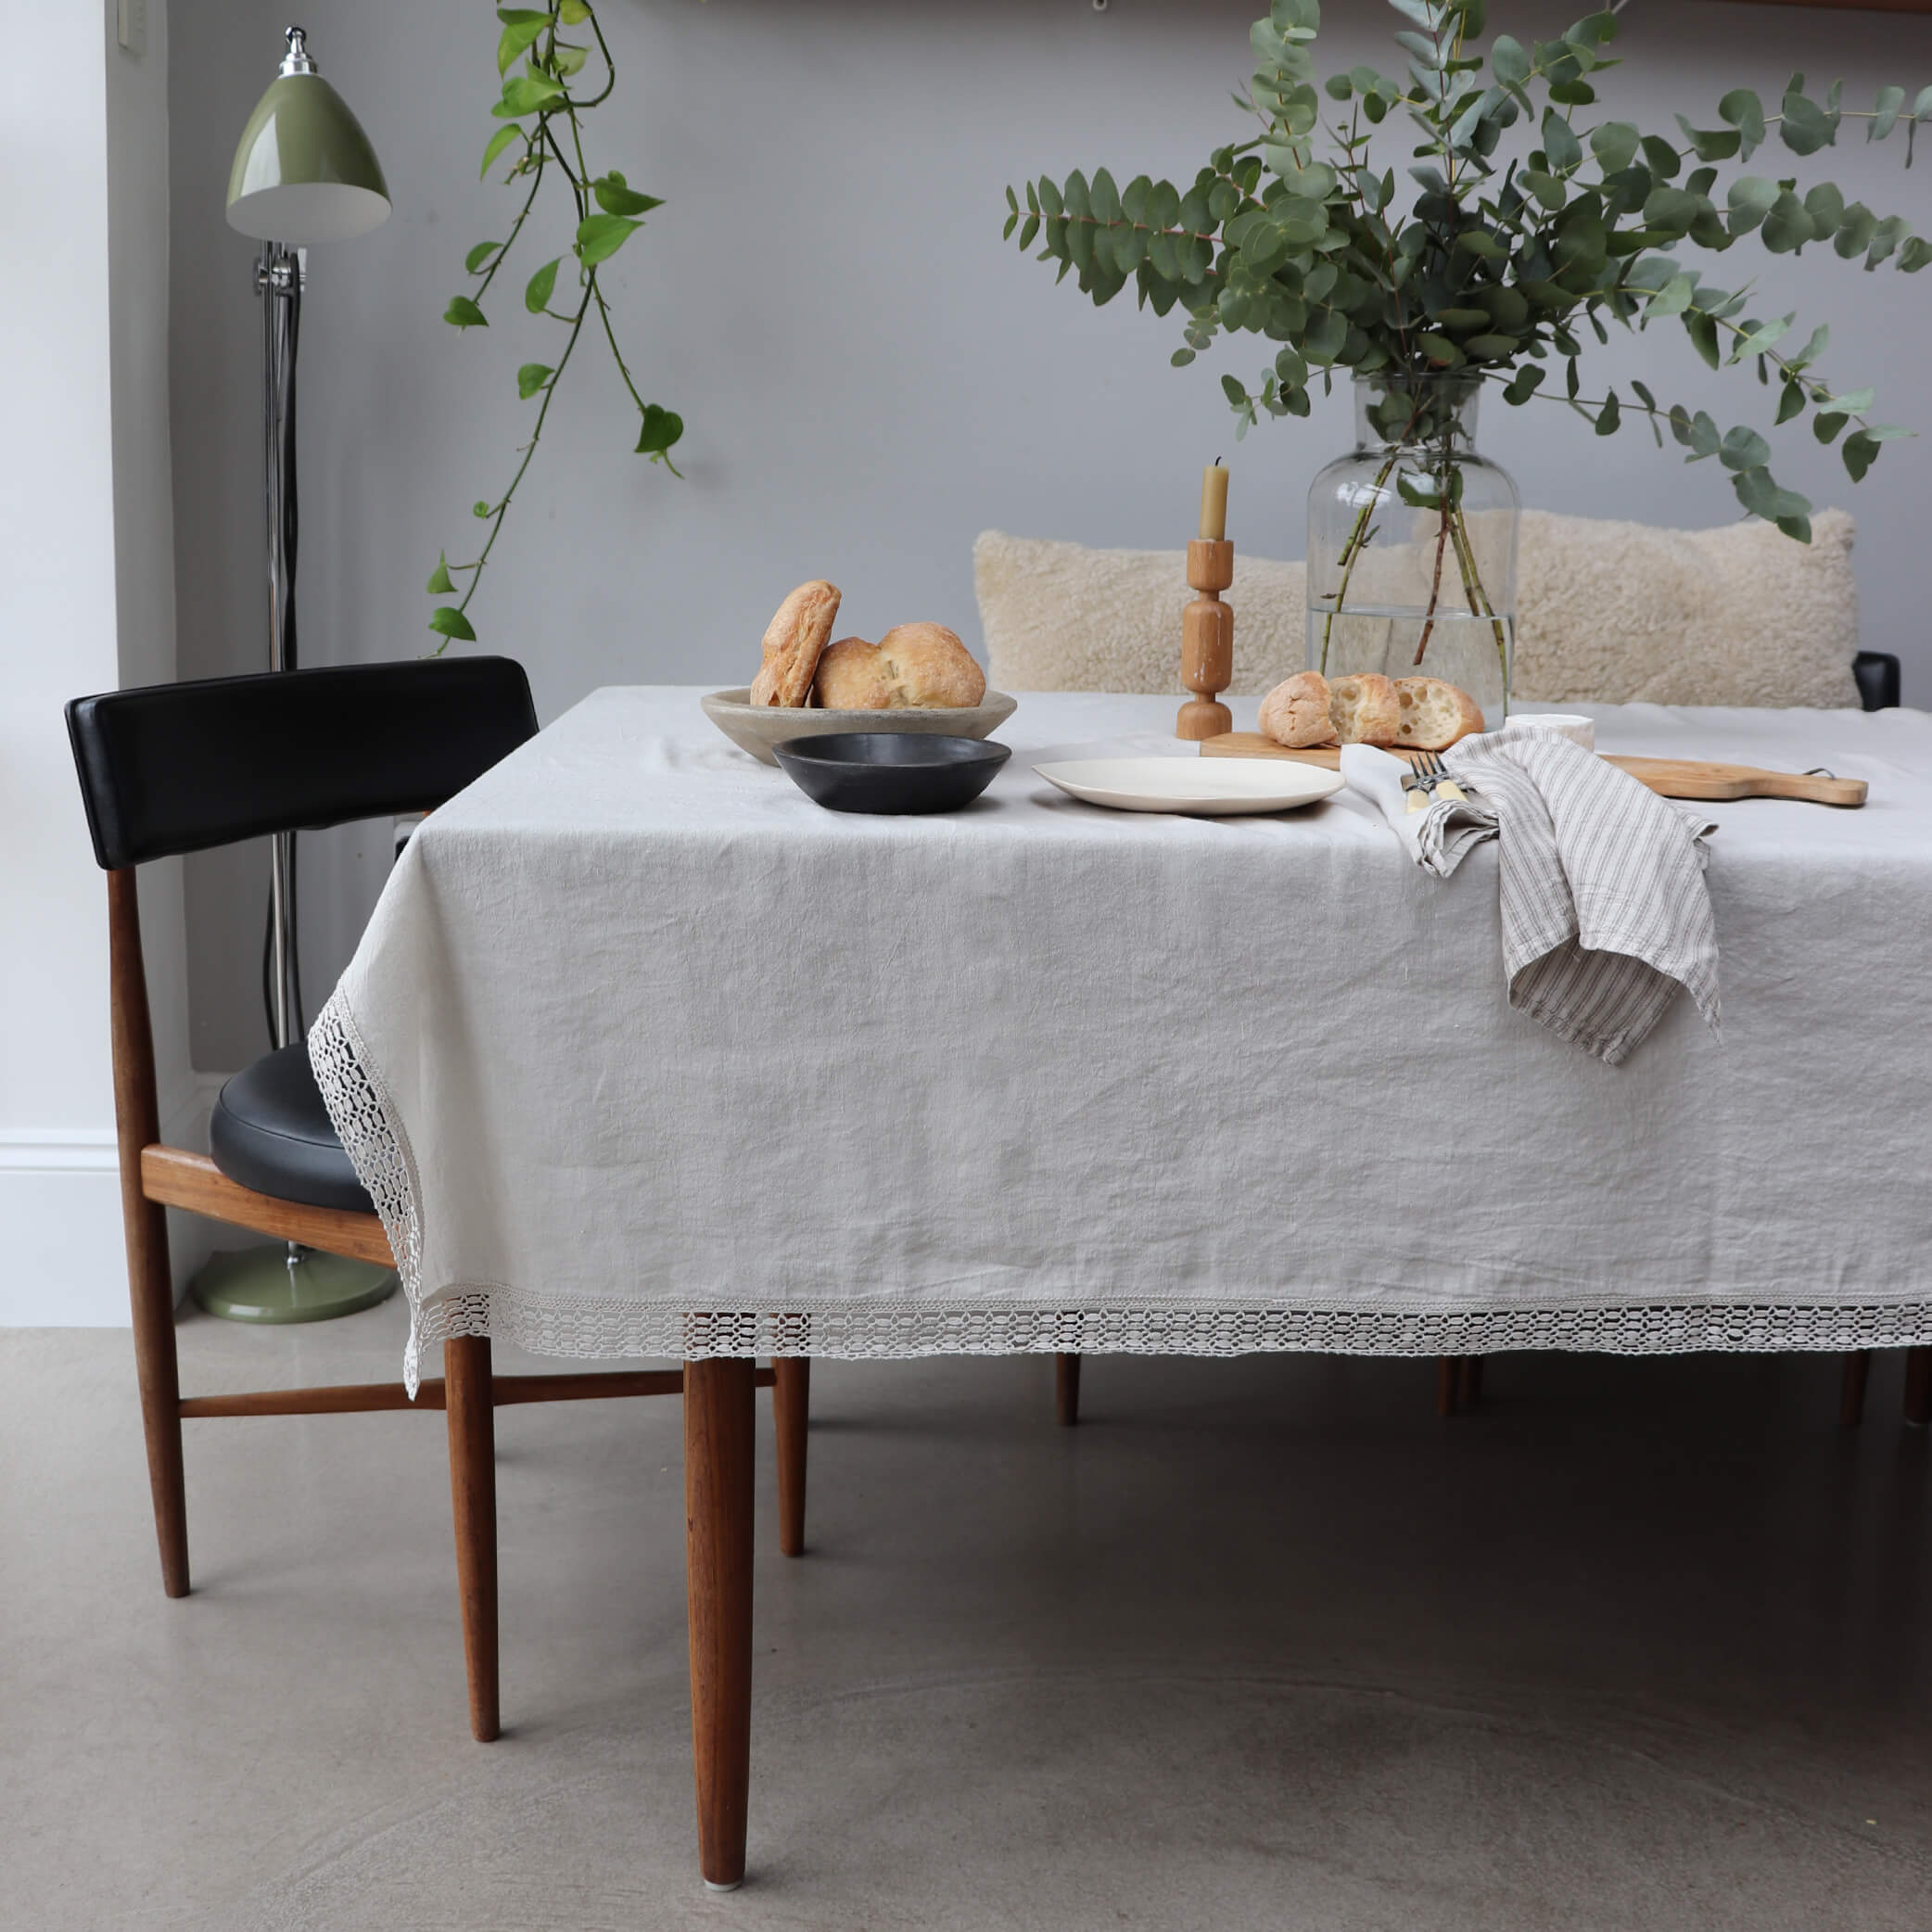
[480,126,521,179]
[496,8,551,76]
[516,362,554,400]
[593,172,665,217]
[465,241,502,274]
[426,553,456,594]
[576,213,641,264]
[635,404,684,468]
[444,296,489,329]
[428,606,477,643]
[525,258,561,312]
[494,73,566,119]
[553,43,588,78]
[559,0,592,21]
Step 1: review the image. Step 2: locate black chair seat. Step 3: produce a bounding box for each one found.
[209,1044,373,1214]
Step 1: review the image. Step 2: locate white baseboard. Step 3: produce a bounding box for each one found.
[0,1072,237,1325]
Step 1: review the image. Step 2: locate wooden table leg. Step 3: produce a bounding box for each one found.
[1457,1355,1484,1410]
[686,1356,755,1890]
[773,1357,809,1558]
[1436,1355,1460,1417]
[1905,1346,1932,1429]
[1055,1352,1082,1428]
[445,1334,500,1743]
[1839,1350,1871,1427]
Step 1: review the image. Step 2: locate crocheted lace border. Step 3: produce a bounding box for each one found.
[311,990,1932,1392]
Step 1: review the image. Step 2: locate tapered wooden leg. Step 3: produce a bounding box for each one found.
[1905,1347,1932,1429]
[1839,1351,1871,1427]
[1457,1356,1484,1409]
[1436,1355,1460,1417]
[108,868,188,1597]
[772,1357,809,1558]
[1055,1352,1082,1427]
[444,1335,499,1742]
[686,1357,755,1890]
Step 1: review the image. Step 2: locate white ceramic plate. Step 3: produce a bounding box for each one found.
[1033,756,1344,816]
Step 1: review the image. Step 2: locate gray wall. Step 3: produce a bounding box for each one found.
[172,0,1932,1070]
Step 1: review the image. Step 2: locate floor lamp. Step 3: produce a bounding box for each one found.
[190,26,394,1323]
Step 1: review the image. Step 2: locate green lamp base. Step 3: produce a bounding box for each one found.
[190,1244,398,1325]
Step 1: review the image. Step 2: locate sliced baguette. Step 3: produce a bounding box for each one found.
[1257,670,1338,748]
[1328,672,1399,746]
[1392,676,1484,750]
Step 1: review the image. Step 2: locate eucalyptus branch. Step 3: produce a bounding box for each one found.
[426,0,684,648]
[1006,0,1931,547]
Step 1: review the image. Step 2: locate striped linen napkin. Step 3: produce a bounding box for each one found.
[1341,728,1721,1064]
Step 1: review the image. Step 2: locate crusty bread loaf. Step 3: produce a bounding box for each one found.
[1328,672,1399,745]
[751,580,841,706]
[814,622,986,709]
[1392,676,1484,750]
[1257,671,1338,748]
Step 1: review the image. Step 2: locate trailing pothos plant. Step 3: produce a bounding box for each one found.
[1004,0,1928,655]
[426,1,683,650]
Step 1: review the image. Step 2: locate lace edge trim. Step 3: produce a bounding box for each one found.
[309,987,433,1394]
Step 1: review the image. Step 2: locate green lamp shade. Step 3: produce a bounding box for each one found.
[227,73,390,244]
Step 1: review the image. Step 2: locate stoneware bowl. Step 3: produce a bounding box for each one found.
[701,687,1018,766]
[772,732,1011,815]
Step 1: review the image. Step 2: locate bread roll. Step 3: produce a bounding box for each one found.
[814,622,987,710]
[750,580,841,706]
[1392,676,1484,750]
[1328,672,1399,745]
[1258,671,1339,749]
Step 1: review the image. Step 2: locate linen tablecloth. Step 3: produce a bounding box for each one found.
[310,689,1932,1387]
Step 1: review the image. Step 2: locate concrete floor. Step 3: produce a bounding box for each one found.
[3,1302,1929,1931]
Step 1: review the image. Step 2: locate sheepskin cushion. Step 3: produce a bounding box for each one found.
[974,512,1861,706]
[974,531,1305,695]
[1513,507,1859,706]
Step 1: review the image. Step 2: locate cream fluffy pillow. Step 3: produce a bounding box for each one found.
[975,513,1861,707]
[1512,507,1860,706]
[974,531,1305,695]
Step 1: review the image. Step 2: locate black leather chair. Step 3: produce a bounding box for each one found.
[67,659,811,1740]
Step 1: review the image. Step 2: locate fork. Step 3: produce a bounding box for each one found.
[1407,748,1470,808]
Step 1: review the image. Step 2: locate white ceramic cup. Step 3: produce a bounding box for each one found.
[1504,712,1595,751]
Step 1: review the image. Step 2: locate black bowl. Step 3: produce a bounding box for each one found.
[772,732,1011,815]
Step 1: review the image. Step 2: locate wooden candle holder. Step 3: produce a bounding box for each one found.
[1176,538,1234,740]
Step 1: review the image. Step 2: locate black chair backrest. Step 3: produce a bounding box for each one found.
[1852,650,1900,713]
[67,658,539,870]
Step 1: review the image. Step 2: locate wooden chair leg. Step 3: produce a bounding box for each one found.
[1055,1351,1082,1427]
[1839,1350,1871,1427]
[1436,1355,1461,1417]
[686,1357,756,1891]
[1457,1355,1484,1409]
[445,1334,500,1742]
[108,867,187,1597]
[1905,1346,1932,1429]
[772,1357,809,1558]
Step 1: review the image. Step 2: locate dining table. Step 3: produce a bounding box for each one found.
[311,684,1932,1888]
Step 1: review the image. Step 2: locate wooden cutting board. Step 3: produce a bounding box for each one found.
[1200,732,1867,807]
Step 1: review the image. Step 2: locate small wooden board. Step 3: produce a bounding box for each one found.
[1200,732,1866,807]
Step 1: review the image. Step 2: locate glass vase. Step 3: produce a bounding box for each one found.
[1307,373,1519,724]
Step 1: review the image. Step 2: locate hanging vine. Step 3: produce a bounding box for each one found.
[426,2,683,650]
